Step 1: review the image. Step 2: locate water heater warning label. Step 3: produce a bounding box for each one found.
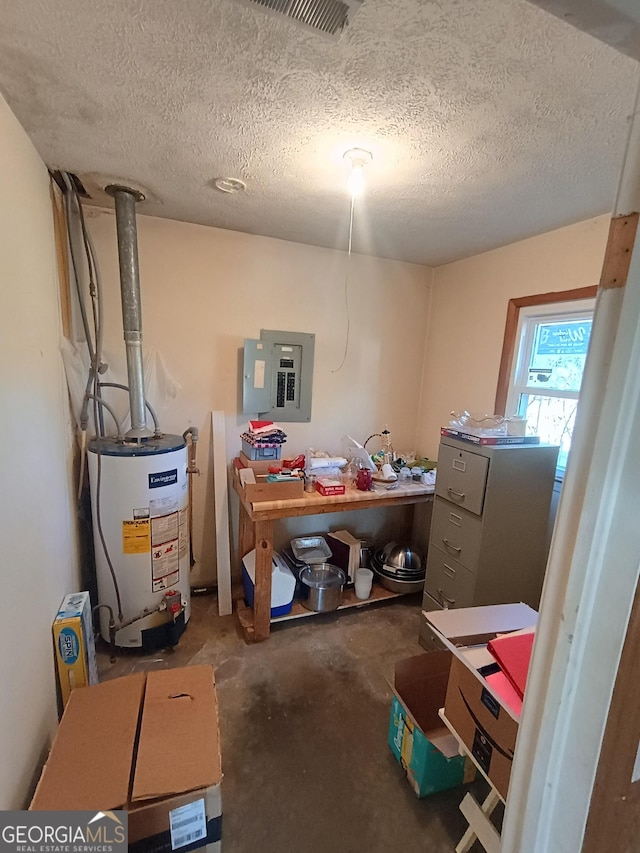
[151,511,180,591]
[152,539,179,591]
[122,519,151,554]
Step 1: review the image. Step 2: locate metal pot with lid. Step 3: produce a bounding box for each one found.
[300,563,345,612]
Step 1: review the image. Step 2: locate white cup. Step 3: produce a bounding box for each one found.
[354,568,374,600]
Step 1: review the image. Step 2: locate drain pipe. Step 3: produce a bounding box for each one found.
[105,184,153,441]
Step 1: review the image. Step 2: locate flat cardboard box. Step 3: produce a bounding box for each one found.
[31,665,222,852]
[421,602,537,652]
[388,652,473,797]
[421,603,537,800]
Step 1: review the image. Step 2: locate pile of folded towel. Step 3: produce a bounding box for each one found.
[240,419,287,449]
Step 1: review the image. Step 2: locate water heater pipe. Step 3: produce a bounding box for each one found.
[105,184,153,440]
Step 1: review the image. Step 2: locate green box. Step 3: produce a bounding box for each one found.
[388,651,471,797]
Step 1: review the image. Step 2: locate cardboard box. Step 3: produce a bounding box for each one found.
[388,652,473,797]
[31,665,222,852]
[239,450,280,473]
[316,477,345,496]
[421,603,538,800]
[52,591,99,709]
[444,655,519,800]
[234,465,304,501]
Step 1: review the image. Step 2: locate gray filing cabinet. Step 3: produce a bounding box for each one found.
[423,436,559,612]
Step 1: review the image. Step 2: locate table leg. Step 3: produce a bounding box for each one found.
[253,519,274,642]
[455,789,501,853]
[237,501,255,566]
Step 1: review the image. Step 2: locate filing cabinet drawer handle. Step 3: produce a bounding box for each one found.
[442,538,462,554]
[447,488,466,501]
[438,588,455,609]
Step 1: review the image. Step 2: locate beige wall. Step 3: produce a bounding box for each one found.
[417,216,611,459]
[0,95,80,807]
[86,210,432,582]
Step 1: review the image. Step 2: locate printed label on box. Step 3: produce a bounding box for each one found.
[169,798,206,850]
[57,627,79,664]
[472,728,493,775]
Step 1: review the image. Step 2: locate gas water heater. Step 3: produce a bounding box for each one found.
[83,184,192,649]
[88,435,191,648]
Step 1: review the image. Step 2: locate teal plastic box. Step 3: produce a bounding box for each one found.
[388,651,472,797]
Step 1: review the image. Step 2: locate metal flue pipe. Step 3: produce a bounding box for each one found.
[105,184,153,440]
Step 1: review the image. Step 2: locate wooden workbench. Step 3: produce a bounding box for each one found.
[232,469,434,641]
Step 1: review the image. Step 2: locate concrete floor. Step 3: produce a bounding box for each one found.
[97,594,491,852]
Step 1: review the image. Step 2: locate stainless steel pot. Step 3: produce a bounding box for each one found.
[300,563,345,612]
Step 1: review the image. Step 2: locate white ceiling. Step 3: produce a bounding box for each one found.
[0,0,638,266]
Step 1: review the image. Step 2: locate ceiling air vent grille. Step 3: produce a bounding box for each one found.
[246,0,362,37]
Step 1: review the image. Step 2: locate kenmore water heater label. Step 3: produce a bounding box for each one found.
[149,469,178,489]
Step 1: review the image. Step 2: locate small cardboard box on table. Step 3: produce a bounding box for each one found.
[420,603,537,801]
[31,665,222,852]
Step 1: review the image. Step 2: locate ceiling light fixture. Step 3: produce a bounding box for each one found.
[343,148,373,197]
[213,177,246,194]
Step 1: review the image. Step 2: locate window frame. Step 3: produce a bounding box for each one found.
[494,287,598,415]
[494,287,598,478]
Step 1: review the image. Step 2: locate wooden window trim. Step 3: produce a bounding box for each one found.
[494,286,598,415]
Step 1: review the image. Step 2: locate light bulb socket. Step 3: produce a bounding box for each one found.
[343,148,373,169]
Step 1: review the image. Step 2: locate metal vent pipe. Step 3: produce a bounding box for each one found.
[105,185,153,440]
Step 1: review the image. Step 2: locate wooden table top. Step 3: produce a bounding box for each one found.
[232,473,434,521]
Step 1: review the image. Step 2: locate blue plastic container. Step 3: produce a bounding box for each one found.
[242,549,296,617]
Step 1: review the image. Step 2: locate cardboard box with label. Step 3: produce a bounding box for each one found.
[31,665,222,852]
[420,603,537,801]
[388,652,474,797]
[52,591,99,709]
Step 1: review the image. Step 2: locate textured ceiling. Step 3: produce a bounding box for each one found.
[0,0,638,266]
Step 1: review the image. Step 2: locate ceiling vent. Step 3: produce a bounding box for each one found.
[244,0,363,38]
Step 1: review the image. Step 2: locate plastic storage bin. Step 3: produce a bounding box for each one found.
[242,549,296,617]
[241,440,282,461]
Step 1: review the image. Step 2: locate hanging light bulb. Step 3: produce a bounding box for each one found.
[343,148,373,197]
[347,161,365,196]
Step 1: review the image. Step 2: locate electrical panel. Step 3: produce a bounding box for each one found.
[242,329,315,422]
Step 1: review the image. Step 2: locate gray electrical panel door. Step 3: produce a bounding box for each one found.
[242,329,314,422]
[242,339,273,415]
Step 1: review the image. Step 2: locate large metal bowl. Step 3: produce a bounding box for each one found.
[375,542,424,576]
[379,542,423,571]
[371,564,424,594]
[370,552,424,581]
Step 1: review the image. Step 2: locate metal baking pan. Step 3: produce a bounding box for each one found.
[290,535,332,564]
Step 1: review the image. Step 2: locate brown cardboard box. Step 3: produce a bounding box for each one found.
[238,450,279,473]
[31,665,222,852]
[443,655,518,800]
[420,603,537,800]
[234,465,304,501]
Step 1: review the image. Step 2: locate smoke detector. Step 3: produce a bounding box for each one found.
[213,177,246,194]
[240,0,363,38]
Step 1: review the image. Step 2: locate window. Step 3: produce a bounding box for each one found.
[495,288,597,477]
